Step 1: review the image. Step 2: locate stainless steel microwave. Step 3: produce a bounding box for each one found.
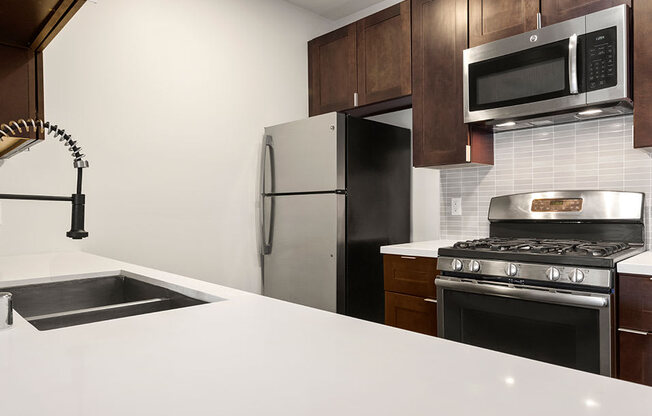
[463,5,631,131]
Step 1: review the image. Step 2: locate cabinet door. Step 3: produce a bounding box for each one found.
[618,274,652,332]
[634,0,652,148]
[469,0,539,47]
[356,0,411,106]
[413,0,493,167]
[308,24,357,117]
[541,0,630,27]
[383,255,437,298]
[385,291,437,336]
[618,330,652,386]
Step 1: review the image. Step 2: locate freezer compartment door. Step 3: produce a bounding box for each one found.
[262,193,344,313]
[263,112,345,194]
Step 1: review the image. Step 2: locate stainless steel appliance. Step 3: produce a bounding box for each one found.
[463,5,631,131]
[437,191,645,376]
[260,113,410,323]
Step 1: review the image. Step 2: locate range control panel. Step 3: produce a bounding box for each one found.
[531,198,583,212]
[586,27,617,91]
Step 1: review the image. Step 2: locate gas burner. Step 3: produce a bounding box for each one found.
[452,238,631,258]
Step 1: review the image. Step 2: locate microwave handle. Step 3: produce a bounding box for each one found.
[569,34,579,94]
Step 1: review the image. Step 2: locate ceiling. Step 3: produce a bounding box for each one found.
[286,0,389,20]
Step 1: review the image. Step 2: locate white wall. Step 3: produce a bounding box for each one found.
[0,0,332,293]
[366,110,440,241]
[332,0,404,27]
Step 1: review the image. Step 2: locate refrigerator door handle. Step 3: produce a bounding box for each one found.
[261,135,275,255]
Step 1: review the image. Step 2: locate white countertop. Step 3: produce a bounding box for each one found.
[617,250,652,275]
[380,240,457,258]
[1,252,651,415]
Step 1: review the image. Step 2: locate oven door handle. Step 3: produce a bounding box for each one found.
[435,278,609,309]
[569,34,579,94]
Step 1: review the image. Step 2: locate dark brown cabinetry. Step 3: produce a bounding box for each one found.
[619,329,652,386]
[308,24,357,117]
[469,0,539,47]
[469,0,629,47]
[541,0,630,26]
[0,1,85,156]
[617,273,652,386]
[384,254,438,336]
[308,1,411,117]
[385,291,438,336]
[357,1,412,107]
[412,0,494,167]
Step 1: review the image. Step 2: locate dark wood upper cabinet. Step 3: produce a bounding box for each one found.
[541,0,630,26]
[0,1,85,157]
[308,24,357,117]
[634,0,652,148]
[469,0,539,47]
[0,0,86,51]
[356,1,411,107]
[413,0,493,167]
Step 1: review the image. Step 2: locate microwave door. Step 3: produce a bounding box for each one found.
[463,14,587,124]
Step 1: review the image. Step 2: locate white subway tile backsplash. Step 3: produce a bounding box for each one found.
[440,115,652,243]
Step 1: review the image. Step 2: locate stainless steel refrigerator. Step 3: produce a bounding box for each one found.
[260,112,410,323]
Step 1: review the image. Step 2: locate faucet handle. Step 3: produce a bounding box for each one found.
[0,292,13,329]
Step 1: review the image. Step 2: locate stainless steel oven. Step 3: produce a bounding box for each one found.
[436,191,646,377]
[463,5,631,130]
[436,275,612,376]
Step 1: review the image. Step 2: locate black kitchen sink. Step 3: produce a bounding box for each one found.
[0,276,210,330]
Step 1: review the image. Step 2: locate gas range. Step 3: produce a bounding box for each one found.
[435,191,645,376]
[437,191,646,291]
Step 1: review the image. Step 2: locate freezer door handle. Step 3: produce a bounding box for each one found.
[260,135,276,255]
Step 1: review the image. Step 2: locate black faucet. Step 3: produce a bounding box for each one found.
[0,119,89,239]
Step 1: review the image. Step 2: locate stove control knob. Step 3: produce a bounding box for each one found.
[505,263,518,277]
[568,268,585,283]
[451,258,463,272]
[469,260,481,273]
[546,267,561,281]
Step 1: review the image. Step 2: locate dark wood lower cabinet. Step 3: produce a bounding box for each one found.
[618,330,652,386]
[385,291,437,336]
[617,273,652,386]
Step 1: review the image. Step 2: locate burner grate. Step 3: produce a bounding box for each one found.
[452,238,631,258]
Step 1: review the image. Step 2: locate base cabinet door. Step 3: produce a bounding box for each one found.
[385,291,437,336]
[618,330,652,386]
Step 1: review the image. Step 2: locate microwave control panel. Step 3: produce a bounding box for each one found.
[586,27,617,91]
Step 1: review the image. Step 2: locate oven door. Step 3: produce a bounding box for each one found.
[436,277,612,376]
[463,15,587,124]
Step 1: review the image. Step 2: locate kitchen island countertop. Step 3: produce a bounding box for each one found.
[0,251,650,415]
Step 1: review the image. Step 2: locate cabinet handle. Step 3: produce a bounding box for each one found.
[354,92,359,107]
[537,12,542,29]
[618,328,650,336]
[400,256,416,260]
[424,298,437,304]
